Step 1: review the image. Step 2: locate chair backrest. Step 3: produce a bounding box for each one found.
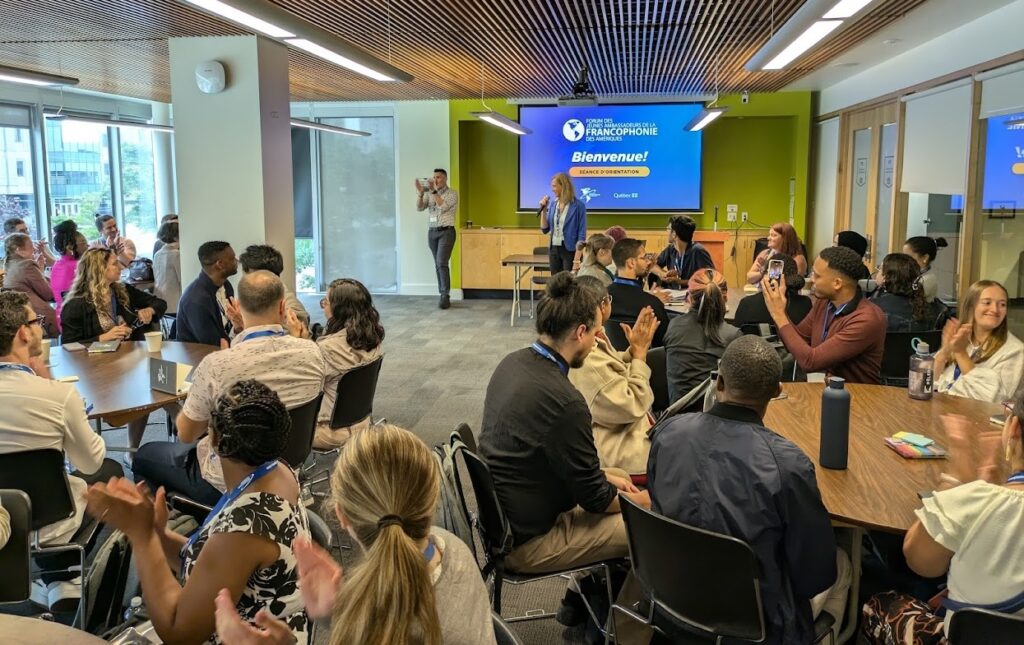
[0,490,32,603]
[456,422,478,455]
[619,495,765,642]
[492,611,524,645]
[457,443,514,559]
[0,449,76,530]
[739,323,777,338]
[281,393,325,469]
[880,330,941,383]
[753,237,769,264]
[948,607,1024,644]
[330,356,384,429]
[603,319,630,351]
[646,346,669,414]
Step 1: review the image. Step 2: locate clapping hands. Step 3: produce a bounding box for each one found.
[621,306,660,361]
[941,414,1002,487]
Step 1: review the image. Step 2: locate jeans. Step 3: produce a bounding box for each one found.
[549,244,575,275]
[428,226,456,296]
[132,441,222,507]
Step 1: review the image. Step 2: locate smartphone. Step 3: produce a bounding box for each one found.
[767,259,784,282]
[990,413,1007,426]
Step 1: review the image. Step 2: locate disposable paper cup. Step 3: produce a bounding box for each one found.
[40,339,51,364]
[145,331,163,353]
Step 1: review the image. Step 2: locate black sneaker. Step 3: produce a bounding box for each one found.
[439,295,451,309]
[556,588,587,627]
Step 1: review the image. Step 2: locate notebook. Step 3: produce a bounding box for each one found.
[87,340,121,353]
[884,436,947,459]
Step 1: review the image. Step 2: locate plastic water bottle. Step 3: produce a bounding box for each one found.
[909,341,934,401]
[124,595,143,623]
[820,377,850,470]
[702,370,719,412]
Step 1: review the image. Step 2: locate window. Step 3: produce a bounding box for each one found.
[118,127,159,257]
[0,104,36,225]
[45,117,113,237]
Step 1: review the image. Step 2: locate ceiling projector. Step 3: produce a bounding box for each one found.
[558,64,597,106]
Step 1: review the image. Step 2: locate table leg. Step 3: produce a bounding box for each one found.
[836,527,863,645]
[510,266,521,326]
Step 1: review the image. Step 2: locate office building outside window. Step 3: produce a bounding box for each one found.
[0,104,36,226]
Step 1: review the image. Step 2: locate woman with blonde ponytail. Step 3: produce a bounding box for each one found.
[214,424,497,645]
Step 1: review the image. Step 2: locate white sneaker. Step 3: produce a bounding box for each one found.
[46,576,82,613]
[30,579,49,607]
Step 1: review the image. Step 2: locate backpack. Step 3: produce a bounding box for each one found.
[433,434,475,557]
[127,258,154,282]
[83,529,134,635]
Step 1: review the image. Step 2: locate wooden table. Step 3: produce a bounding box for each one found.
[500,253,550,326]
[0,615,107,644]
[664,288,743,321]
[49,341,218,428]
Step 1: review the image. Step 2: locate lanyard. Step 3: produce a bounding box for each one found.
[423,539,436,562]
[0,363,35,376]
[180,460,279,572]
[1008,472,1024,485]
[821,302,848,341]
[531,341,569,377]
[613,277,642,288]
[238,330,286,343]
[673,251,684,275]
[602,265,615,280]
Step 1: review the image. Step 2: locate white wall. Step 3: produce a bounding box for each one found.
[819,0,1024,114]
[810,118,840,258]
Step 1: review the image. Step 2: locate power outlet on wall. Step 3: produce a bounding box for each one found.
[726,212,737,222]
[741,212,749,222]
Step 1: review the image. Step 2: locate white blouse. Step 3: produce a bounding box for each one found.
[935,332,1024,403]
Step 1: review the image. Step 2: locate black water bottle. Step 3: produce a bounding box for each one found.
[820,377,850,470]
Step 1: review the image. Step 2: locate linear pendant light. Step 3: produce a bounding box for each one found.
[290,118,370,137]
[746,0,878,71]
[179,0,412,83]
[44,113,174,133]
[0,64,79,88]
[685,107,728,132]
[471,111,531,136]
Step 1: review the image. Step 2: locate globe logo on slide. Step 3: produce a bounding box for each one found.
[563,119,586,142]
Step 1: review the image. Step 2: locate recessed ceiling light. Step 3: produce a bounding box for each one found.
[882,38,902,45]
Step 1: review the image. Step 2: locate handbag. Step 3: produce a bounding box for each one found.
[127,258,154,282]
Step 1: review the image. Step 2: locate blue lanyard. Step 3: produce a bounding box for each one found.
[423,539,436,562]
[238,330,286,343]
[0,363,35,376]
[821,302,848,341]
[531,341,569,377]
[1008,472,1024,485]
[613,277,642,288]
[180,460,279,572]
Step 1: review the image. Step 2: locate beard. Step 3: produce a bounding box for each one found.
[570,345,592,369]
[28,333,42,357]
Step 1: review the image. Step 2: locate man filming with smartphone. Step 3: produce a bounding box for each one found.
[415,168,458,309]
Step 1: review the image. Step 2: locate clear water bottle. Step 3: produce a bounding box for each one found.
[909,341,934,401]
[124,595,143,623]
[703,370,719,412]
[820,377,850,470]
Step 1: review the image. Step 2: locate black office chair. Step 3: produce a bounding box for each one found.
[529,246,551,317]
[0,449,101,627]
[603,319,630,351]
[453,440,621,638]
[948,607,1024,644]
[614,495,834,644]
[880,330,941,387]
[492,611,524,645]
[455,421,478,456]
[0,489,32,604]
[646,347,669,416]
[281,393,325,470]
[330,356,384,429]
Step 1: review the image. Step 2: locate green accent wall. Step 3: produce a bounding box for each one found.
[447,92,812,289]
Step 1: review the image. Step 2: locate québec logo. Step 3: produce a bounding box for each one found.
[563,119,585,142]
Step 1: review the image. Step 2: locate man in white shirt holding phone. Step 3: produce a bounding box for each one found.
[415,168,458,310]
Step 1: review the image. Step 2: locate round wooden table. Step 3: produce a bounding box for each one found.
[765,382,1004,534]
[0,614,107,644]
[48,341,218,428]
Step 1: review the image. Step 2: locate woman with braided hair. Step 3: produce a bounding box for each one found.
[83,380,311,644]
[215,424,496,645]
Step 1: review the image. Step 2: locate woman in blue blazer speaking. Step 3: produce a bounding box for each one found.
[538,172,588,274]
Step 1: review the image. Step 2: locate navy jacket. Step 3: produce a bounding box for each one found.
[656,242,715,281]
[648,402,837,644]
[173,271,234,346]
[540,198,588,252]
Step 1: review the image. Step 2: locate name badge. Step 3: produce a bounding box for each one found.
[429,214,438,225]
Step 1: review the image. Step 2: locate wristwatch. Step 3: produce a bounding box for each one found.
[431,190,438,195]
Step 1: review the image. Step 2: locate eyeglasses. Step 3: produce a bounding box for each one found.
[24,315,46,328]
[602,295,613,305]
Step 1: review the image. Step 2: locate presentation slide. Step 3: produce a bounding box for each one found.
[518,104,703,212]
[981,112,1024,212]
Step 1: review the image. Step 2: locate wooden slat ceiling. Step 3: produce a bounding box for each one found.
[0,0,929,103]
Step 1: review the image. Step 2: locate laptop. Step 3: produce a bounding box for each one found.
[150,358,195,395]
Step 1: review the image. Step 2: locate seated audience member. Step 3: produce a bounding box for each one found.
[215,424,498,645]
[575,233,616,286]
[152,214,178,256]
[607,238,669,347]
[649,335,849,644]
[61,248,167,452]
[569,276,658,477]
[4,217,56,268]
[604,225,627,243]
[152,220,181,315]
[763,246,886,384]
[664,269,740,404]
[86,380,311,644]
[903,236,946,303]
[862,407,1024,644]
[480,272,650,579]
[0,291,121,610]
[871,253,948,332]
[174,241,238,346]
[134,270,325,504]
[90,213,136,267]
[934,280,1023,403]
[734,252,812,329]
[3,233,58,337]
[652,214,714,284]
[314,278,384,450]
[239,244,309,328]
[746,222,808,284]
[834,230,870,280]
[50,220,89,327]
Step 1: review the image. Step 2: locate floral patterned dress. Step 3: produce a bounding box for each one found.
[181,492,311,644]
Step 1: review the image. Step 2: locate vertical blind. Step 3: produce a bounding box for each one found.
[900,80,972,195]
